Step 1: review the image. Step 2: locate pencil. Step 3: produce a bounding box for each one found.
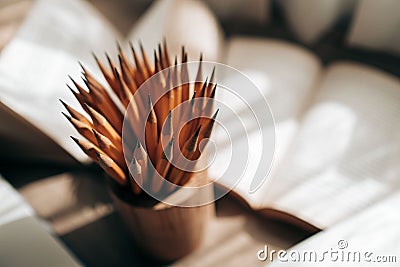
[63,40,219,198]
[134,142,149,187]
[63,112,97,145]
[146,95,158,162]
[93,129,125,169]
[59,99,92,126]
[119,54,137,94]
[83,78,124,133]
[139,41,152,75]
[163,37,171,67]
[167,125,202,190]
[70,136,102,163]
[194,53,203,93]
[84,104,122,148]
[152,137,174,194]
[97,152,127,186]
[181,51,190,103]
[92,52,118,94]
[128,157,142,195]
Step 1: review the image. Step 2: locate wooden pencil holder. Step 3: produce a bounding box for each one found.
[109,170,214,262]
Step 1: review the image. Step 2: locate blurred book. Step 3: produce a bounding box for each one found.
[0,175,81,266]
[0,0,399,234]
[268,192,400,266]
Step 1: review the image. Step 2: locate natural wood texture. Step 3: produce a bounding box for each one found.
[63,39,218,199]
[110,170,213,261]
[2,167,310,267]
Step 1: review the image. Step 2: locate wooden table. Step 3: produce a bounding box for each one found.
[2,164,310,267]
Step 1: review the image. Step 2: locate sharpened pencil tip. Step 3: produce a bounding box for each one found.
[129,41,135,53]
[203,77,209,87]
[62,112,71,121]
[66,84,77,94]
[94,150,101,158]
[195,125,202,137]
[211,84,217,98]
[212,109,219,119]
[92,128,99,137]
[91,51,98,61]
[116,41,122,52]
[78,61,85,71]
[191,90,196,101]
[70,135,79,143]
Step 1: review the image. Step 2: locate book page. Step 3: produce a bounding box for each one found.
[127,0,224,62]
[0,102,77,164]
[0,0,122,162]
[268,192,400,266]
[210,38,322,201]
[0,217,82,266]
[256,62,400,229]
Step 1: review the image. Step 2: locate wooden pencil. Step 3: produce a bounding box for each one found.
[96,151,127,186]
[62,40,219,198]
[63,112,97,145]
[84,104,122,148]
[145,95,159,162]
[167,125,202,190]
[70,136,102,163]
[152,137,174,193]
[93,129,125,169]
[59,99,92,126]
[128,157,142,195]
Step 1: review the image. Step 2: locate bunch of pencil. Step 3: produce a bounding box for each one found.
[61,39,218,197]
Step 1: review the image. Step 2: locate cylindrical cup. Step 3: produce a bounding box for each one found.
[109,171,214,262]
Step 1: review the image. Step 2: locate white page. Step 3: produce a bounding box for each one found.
[0,217,82,266]
[0,0,122,162]
[279,0,356,44]
[347,0,400,56]
[0,175,33,227]
[257,62,400,229]
[210,38,321,201]
[268,193,400,266]
[127,0,224,62]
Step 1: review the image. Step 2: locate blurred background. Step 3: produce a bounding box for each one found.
[0,0,399,266]
[1,0,399,73]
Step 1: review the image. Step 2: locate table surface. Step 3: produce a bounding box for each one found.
[2,163,311,267]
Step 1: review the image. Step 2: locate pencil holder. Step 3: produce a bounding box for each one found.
[109,170,214,262]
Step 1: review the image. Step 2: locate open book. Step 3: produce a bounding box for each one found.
[213,46,400,231]
[268,192,400,266]
[1,0,399,233]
